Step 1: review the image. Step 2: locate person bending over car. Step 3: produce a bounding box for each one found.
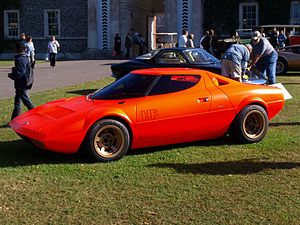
[221,43,252,82]
[249,31,278,84]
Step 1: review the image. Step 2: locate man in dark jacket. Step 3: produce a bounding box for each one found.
[114,33,121,58]
[8,42,34,120]
[125,33,132,59]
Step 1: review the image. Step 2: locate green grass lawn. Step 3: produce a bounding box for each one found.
[0,76,299,225]
[0,59,14,68]
[0,59,45,68]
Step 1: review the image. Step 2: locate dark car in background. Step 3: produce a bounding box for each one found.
[111,48,266,84]
[111,48,221,79]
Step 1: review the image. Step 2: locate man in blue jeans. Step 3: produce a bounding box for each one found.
[8,42,34,120]
[250,31,278,84]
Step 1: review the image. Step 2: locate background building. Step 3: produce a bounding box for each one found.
[203,0,300,38]
[0,0,299,58]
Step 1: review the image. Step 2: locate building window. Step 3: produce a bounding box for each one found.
[291,1,300,24]
[239,2,259,29]
[4,10,19,39]
[44,10,60,37]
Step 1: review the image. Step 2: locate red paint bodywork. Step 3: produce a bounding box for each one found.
[9,68,285,154]
[290,36,300,46]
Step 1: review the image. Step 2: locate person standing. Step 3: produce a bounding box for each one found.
[8,42,34,120]
[114,33,121,58]
[25,35,35,69]
[221,44,252,82]
[125,33,132,59]
[138,33,145,56]
[250,31,278,85]
[15,33,27,55]
[285,32,291,46]
[131,32,140,58]
[269,28,279,49]
[201,31,211,53]
[210,29,219,57]
[16,33,26,46]
[186,33,195,48]
[47,36,60,68]
[178,29,188,47]
[200,31,209,48]
[278,30,287,48]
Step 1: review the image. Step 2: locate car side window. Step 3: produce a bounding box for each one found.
[91,74,157,100]
[157,52,187,64]
[148,75,200,96]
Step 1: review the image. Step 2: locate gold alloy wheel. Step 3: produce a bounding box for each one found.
[93,125,125,158]
[243,110,266,139]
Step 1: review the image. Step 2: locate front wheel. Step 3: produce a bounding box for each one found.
[230,105,268,143]
[84,119,130,162]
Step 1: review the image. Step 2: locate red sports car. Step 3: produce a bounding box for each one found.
[10,68,285,162]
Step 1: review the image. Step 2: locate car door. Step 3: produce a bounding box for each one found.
[132,74,215,148]
[287,46,300,69]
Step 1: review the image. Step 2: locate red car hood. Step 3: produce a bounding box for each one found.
[10,96,90,128]
[9,96,119,141]
[9,95,129,153]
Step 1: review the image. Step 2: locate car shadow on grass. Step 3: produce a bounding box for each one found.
[0,140,86,167]
[269,121,300,127]
[149,160,300,175]
[282,82,300,85]
[0,136,234,167]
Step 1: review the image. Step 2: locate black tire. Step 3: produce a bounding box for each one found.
[230,105,268,143]
[84,119,130,162]
[276,57,288,74]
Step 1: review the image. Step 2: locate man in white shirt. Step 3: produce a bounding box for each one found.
[178,29,188,47]
[47,36,60,68]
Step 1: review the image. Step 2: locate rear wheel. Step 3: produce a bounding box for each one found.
[276,58,288,74]
[84,119,130,162]
[231,105,268,143]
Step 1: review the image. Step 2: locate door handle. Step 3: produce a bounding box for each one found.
[197,97,209,103]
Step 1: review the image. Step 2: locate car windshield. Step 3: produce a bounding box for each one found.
[136,50,159,60]
[89,73,157,100]
[183,49,220,64]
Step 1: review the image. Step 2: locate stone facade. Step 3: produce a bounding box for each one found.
[203,0,296,38]
[3,0,297,58]
[1,0,204,57]
[20,0,88,53]
[0,0,87,56]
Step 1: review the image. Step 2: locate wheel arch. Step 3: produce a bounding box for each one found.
[229,100,268,132]
[100,115,133,144]
[229,104,269,143]
[82,112,133,148]
[278,56,288,65]
[236,97,268,117]
[78,113,134,159]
